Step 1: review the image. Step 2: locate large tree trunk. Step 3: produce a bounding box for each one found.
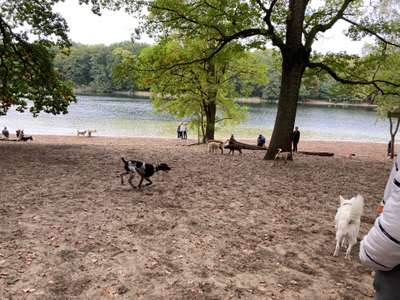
[265,57,305,159]
[204,100,216,141]
[388,114,400,159]
[203,59,218,142]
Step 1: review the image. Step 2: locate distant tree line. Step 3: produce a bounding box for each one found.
[54,41,381,103]
[54,42,149,94]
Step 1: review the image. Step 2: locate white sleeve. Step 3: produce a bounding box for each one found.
[359,156,400,270]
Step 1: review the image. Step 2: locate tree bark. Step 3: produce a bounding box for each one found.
[265,56,306,159]
[203,59,218,142]
[204,100,216,141]
[388,115,400,159]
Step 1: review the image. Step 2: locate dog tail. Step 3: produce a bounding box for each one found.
[350,194,364,217]
[274,148,282,159]
[121,157,128,164]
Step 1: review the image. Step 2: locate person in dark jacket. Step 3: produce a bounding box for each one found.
[387,140,392,157]
[292,126,300,152]
[257,134,266,147]
[2,126,9,138]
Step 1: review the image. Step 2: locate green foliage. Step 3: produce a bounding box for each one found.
[371,48,400,114]
[0,0,75,115]
[54,42,149,93]
[113,37,268,139]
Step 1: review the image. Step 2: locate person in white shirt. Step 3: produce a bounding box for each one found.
[359,153,400,299]
[181,123,188,139]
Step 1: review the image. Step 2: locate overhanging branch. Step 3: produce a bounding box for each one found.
[307,61,400,95]
[254,0,285,50]
[342,16,400,48]
[305,0,355,50]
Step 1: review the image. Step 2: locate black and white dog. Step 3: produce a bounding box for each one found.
[120,157,171,189]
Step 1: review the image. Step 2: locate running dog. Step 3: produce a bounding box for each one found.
[333,194,364,259]
[120,157,171,189]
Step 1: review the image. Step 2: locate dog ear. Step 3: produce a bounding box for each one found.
[339,195,345,205]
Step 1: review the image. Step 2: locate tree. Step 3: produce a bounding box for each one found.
[97,0,400,159]
[0,0,78,115]
[54,42,149,93]
[115,37,267,141]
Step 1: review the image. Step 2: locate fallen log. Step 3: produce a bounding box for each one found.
[224,136,267,154]
[298,151,334,157]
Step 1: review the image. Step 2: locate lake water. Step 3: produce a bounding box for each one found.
[0,95,390,142]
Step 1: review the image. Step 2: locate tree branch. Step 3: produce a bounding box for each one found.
[307,61,400,95]
[305,0,355,50]
[342,16,400,48]
[254,0,285,50]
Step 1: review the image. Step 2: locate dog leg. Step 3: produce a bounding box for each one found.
[120,171,129,184]
[128,174,136,189]
[333,236,342,257]
[345,238,357,259]
[145,177,153,186]
[138,176,145,189]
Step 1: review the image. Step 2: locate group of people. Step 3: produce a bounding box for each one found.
[1,126,31,141]
[256,126,301,151]
[176,123,188,139]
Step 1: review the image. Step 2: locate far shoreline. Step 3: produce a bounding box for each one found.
[75,91,378,109]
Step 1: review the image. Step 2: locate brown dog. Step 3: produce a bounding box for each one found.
[208,141,224,154]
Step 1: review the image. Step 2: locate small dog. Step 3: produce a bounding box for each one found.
[274,148,293,163]
[20,135,33,141]
[77,130,86,136]
[333,194,364,259]
[120,157,171,189]
[207,141,224,154]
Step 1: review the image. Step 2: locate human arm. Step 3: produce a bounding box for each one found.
[360,156,400,270]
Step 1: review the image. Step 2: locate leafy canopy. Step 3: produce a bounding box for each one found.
[114,37,268,134]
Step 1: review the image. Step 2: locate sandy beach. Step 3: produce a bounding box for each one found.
[0,135,392,299]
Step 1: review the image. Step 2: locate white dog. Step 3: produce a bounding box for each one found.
[333,194,364,259]
[77,130,86,136]
[274,148,293,163]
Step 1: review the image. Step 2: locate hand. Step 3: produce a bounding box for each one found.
[376,202,384,214]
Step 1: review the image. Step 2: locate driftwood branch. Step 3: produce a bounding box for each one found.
[298,151,334,157]
[225,137,267,151]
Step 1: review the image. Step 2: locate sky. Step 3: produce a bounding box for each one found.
[54,0,367,55]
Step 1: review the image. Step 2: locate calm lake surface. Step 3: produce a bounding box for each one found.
[0,95,389,142]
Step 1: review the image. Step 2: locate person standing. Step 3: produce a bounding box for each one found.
[292,126,300,152]
[177,123,182,139]
[359,152,400,299]
[387,140,392,158]
[182,123,188,139]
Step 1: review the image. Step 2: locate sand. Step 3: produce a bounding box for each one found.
[0,135,392,299]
